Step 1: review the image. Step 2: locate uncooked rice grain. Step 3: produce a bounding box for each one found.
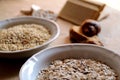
[37,59,117,80]
[0,24,51,51]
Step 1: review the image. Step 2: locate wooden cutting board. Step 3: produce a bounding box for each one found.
[0,0,120,80]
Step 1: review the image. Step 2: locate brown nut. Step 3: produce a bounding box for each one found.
[80,19,101,37]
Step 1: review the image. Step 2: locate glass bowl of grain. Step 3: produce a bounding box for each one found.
[0,16,60,59]
[19,44,120,80]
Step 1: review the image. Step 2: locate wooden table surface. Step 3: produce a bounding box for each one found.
[0,0,120,80]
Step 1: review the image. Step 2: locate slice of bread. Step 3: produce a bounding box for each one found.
[80,0,105,12]
[70,26,103,46]
[59,0,105,25]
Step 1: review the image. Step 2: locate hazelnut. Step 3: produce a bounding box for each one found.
[81,19,101,37]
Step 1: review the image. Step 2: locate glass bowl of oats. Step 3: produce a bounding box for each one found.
[0,16,60,59]
[19,44,120,80]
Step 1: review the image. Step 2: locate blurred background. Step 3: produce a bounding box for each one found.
[97,0,120,11]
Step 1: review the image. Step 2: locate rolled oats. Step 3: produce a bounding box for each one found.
[37,59,117,80]
[0,24,51,51]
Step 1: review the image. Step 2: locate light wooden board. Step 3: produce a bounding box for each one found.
[0,0,120,80]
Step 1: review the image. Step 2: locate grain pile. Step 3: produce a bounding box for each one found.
[0,24,51,51]
[37,59,117,80]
